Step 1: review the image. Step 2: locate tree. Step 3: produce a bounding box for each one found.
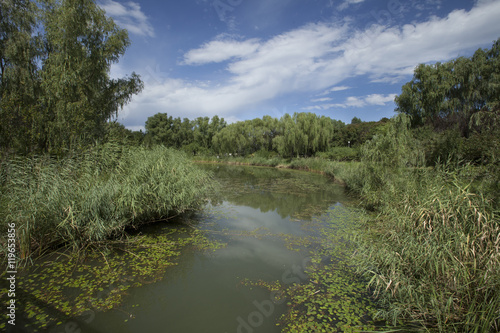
[40,0,143,152]
[0,0,143,153]
[145,113,176,146]
[395,38,500,134]
[0,0,43,152]
[105,121,144,146]
[351,116,362,124]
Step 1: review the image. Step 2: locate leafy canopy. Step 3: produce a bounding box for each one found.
[0,0,143,154]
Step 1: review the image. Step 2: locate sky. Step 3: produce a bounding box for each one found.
[98,0,500,131]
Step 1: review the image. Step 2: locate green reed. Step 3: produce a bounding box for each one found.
[0,144,217,259]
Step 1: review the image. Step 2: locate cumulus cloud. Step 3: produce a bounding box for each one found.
[98,0,154,37]
[121,0,500,125]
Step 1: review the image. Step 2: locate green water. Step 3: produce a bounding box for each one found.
[7,164,369,333]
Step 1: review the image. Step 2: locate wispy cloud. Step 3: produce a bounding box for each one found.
[99,0,154,37]
[305,94,397,110]
[183,37,261,65]
[311,97,333,103]
[337,0,366,11]
[318,85,351,95]
[121,0,500,126]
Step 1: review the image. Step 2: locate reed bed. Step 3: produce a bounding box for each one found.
[353,164,500,332]
[339,118,500,333]
[192,129,500,332]
[0,145,217,259]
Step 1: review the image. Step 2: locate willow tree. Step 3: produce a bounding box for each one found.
[395,38,500,134]
[40,0,143,152]
[0,0,143,153]
[0,0,42,152]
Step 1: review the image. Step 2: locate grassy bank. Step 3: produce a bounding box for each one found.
[194,139,499,331]
[0,145,217,260]
[355,164,499,332]
[192,155,364,187]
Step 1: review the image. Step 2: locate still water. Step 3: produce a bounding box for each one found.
[15,164,356,333]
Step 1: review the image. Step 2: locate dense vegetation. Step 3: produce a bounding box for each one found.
[1,0,498,331]
[143,111,388,160]
[0,145,217,258]
[0,0,143,154]
[349,41,500,332]
[192,41,500,332]
[0,0,215,257]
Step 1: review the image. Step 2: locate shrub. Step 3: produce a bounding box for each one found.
[316,147,360,161]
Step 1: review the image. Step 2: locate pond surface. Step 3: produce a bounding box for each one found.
[6,164,372,333]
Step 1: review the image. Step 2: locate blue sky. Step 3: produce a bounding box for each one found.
[99,0,500,130]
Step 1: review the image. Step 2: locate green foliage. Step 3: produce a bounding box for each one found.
[350,116,362,124]
[273,113,337,157]
[105,121,144,146]
[0,145,217,258]
[0,0,142,154]
[395,38,500,133]
[326,115,500,332]
[144,111,392,159]
[332,118,390,148]
[354,165,500,332]
[145,113,226,153]
[393,40,500,172]
[362,114,424,169]
[213,115,280,156]
[0,226,224,330]
[316,147,360,161]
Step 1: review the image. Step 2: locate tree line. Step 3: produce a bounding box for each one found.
[1,0,498,168]
[142,112,389,159]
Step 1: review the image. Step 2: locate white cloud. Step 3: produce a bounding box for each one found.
[98,0,154,37]
[120,0,500,127]
[329,86,351,92]
[318,85,351,95]
[311,97,333,102]
[365,94,397,106]
[337,0,366,11]
[183,38,260,65]
[305,94,397,110]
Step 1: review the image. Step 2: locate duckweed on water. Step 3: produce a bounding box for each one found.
[0,227,225,332]
[240,205,385,333]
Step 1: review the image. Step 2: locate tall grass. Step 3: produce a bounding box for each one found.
[194,117,499,332]
[0,144,217,259]
[347,116,500,332]
[354,166,499,331]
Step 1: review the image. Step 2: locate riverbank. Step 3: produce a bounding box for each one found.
[194,154,500,332]
[0,145,218,261]
[193,155,363,188]
[1,145,497,332]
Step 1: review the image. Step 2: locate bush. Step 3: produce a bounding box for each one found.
[316,147,360,161]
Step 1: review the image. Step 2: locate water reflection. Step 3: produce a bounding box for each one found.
[203,164,347,220]
[13,164,351,333]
